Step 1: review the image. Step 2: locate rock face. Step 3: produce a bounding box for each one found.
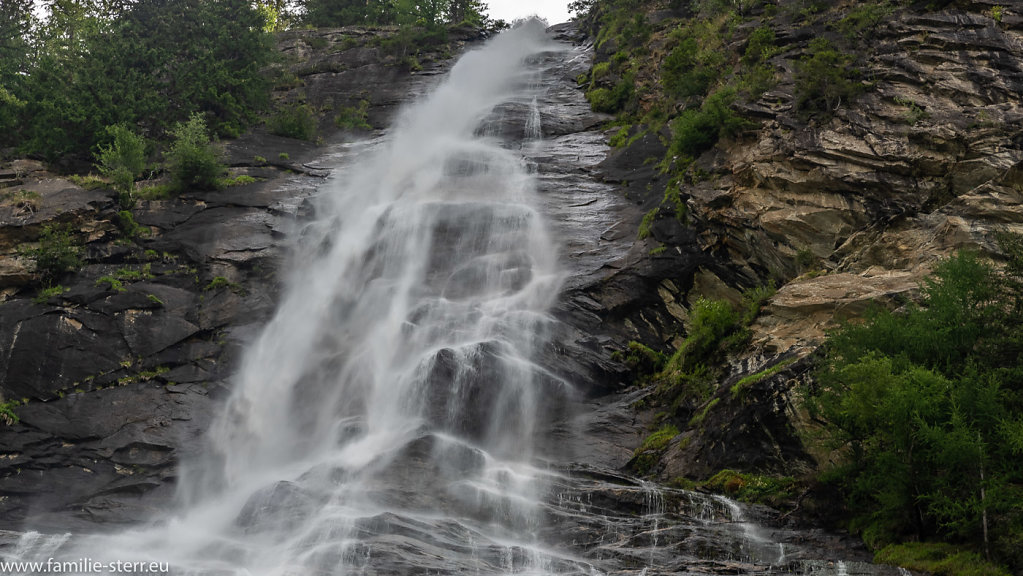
[578,3,1023,481]
[0,28,476,530]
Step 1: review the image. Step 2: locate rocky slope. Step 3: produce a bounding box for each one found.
[563,0,1023,488]
[0,26,482,530]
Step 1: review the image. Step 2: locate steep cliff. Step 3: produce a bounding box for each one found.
[569,0,1023,567]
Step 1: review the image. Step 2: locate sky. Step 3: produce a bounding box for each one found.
[488,0,573,25]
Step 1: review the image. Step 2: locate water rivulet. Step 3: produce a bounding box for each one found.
[4,22,902,576]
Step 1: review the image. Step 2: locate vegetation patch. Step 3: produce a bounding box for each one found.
[23,224,83,284]
[33,284,68,304]
[0,400,21,426]
[268,103,317,141]
[335,100,372,131]
[167,113,225,193]
[703,469,797,508]
[731,358,795,400]
[875,543,1011,576]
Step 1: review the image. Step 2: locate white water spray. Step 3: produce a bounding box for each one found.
[9,21,575,576]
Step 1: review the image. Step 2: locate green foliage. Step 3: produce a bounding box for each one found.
[795,246,817,272]
[794,38,862,119]
[95,276,125,292]
[116,264,153,282]
[637,207,658,240]
[609,125,630,148]
[662,30,724,100]
[0,400,20,425]
[688,397,719,427]
[670,88,750,159]
[67,174,107,190]
[335,100,372,131]
[731,358,794,399]
[167,113,224,192]
[268,103,318,141]
[278,152,290,161]
[586,74,635,114]
[96,123,146,209]
[205,276,243,294]
[875,543,1011,576]
[613,341,668,377]
[146,293,164,306]
[740,281,776,325]
[632,423,680,475]
[637,423,680,454]
[742,26,777,66]
[837,2,894,41]
[895,96,929,125]
[991,6,1003,22]
[736,63,777,102]
[117,210,144,238]
[703,469,797,507]
[12,0,274,160]
[33,285,68,304]
[222,175,260,187]
[680,298,740,362]
[25,224,83,283]
[812,248,1023,566]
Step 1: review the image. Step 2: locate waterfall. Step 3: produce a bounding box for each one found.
[0,20,912,576]
[6,20,573,576]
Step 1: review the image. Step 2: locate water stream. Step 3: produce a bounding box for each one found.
[2,22,904,576]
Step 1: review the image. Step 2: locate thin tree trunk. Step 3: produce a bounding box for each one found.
[979,431,990,560]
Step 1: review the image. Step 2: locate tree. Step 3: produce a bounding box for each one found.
[96,124,147,208]
[812,249,1023,566]
[303,0,397,26]
[167,113,224,192]
[14,0,274,160]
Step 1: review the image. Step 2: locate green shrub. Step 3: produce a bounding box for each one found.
[703,469,797,507]
[96,276,125,292]
[586,74,635,114]
[837,2,893,40]
[33,285,68,304]
[688,397,719,427]
[117,210,143,238]
[25,224,83,283]
[740,281,776,325]
[812,249,1023,561]
[794,38,862,118]
[334,100,372,130]
[662,34,724,100]
[609,125,630,148]
[875,543,1011,576]
[96,124,147,209]
[731,358,794,399]
[0,400,20,426]
[632,423,680,475]
[167,113,224,192]
[670,88,750,159]
[742,26,777,66]
[616,341,667,376]
[205,276,243,294]
[268,103,317,141]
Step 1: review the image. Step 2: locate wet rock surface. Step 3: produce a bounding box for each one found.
[0,29,474,530]
[0,11,1010,573]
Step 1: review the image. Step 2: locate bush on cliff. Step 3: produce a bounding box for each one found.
[811,248,1023,568]
[167,114,224,192]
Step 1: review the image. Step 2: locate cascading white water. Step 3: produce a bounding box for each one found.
[7,20,575,576]
[1,21,914,576]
